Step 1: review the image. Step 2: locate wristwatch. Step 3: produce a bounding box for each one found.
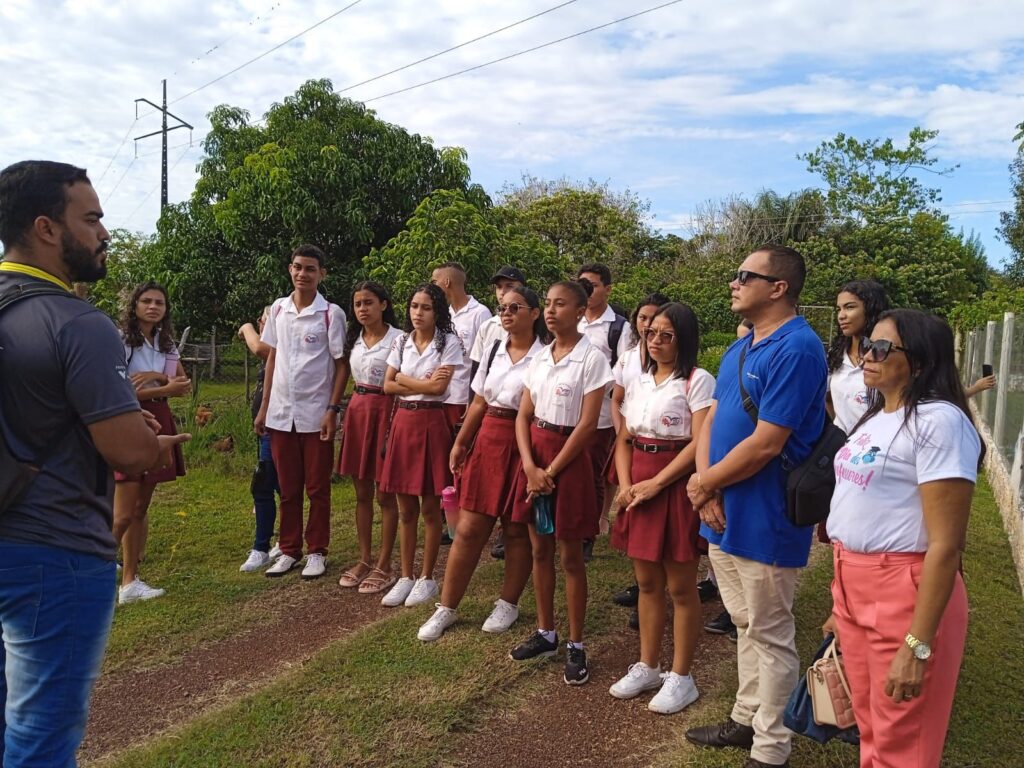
[326,404,342,414]
[905,632,932,661]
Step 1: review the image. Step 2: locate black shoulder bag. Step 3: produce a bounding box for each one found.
[736,340,846,527]
[0,281,83,513]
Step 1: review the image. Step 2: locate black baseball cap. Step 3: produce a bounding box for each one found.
[491,265,526,285]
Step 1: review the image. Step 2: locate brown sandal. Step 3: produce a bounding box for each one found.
[338,561,372,588]
[358,567,397,594]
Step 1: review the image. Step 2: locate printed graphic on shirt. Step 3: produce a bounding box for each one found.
[370,365,385,380]
[661,412,683,428]
[555,383,573,397]
[854,390,870,406]
[834,432,880,490]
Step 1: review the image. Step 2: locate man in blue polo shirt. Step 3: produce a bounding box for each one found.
[683,245,826,768]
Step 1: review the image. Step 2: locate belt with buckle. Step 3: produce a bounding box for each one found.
[354,384,384,395]
[632,437,690,453]
[397,400,444,411]
[486,406,517,420]
[532,418,574,436]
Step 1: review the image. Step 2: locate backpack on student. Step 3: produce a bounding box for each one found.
[736,339,846,527]
[0,281,84,513]
[608,314,627,367]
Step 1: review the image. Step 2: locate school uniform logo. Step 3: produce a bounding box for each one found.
[370,365,384,379]
[660,412,682,428]
[555,384,573,397]
[304,333,320,344]
[854,390,870,405]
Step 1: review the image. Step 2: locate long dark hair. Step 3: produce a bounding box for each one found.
[504,285,550,345]
[852,309,985,465]
[827,279,890,373]
[644,302,699,380]
[344,281,398,362]
[121,281,176,354]
[404,282,458,355]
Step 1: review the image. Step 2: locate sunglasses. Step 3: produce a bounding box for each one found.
[643,328,676,344]
[860,337,908,362]
[497,302,523,315]
[734,270,780,285]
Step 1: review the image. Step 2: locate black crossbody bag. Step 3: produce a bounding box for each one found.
[736,341,846,527]
[0,281,82,513]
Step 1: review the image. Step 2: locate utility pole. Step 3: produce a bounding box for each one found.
[134,80,193,211]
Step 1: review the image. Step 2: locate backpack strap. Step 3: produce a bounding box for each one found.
[485,339,501,377]
[608,314,627,367]
[736,340,759,425]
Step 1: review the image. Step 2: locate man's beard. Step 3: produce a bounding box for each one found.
[61,231,107,282]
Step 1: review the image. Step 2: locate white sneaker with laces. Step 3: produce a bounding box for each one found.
[268,543,283,560]
[240,550,271,573]
[648,671,699,714]
[609,661,663,699]
[481,599,520,634]
[265,554,299,577]
[381,577,416,607]
[301,553,327,580]
[404,577,439,607]
[417,604,458,641]
[118,578,166,605]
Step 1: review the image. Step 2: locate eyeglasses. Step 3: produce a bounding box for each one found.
[497,302,523,315]
[643,328,676,344]
[859,337,908,362]
[734,270,780,285]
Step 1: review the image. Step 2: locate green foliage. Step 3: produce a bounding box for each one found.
[87,228,158,319]
[999,153,1024,286]
[949,276,1024,331]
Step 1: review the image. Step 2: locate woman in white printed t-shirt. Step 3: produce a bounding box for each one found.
[824,309,982,768]
[379,283,464,609]
[335,281,404,595]
[506,279,613,687]
[608,303,715,714]
[417,286,550,642]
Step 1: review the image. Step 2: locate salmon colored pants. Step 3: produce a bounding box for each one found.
[831,543,968,768]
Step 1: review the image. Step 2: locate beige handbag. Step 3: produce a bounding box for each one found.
[807,638,857,729]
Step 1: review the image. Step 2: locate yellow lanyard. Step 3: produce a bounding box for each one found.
[0,262,71,291]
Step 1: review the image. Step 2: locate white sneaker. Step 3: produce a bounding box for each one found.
[381,577,416,607]
[417,604,458,641]
[609,661,663,699]
[481,599,520,634]
[404,577,439,607]
[265,554,299,577]
[301,553,327,580]
[268,543,283,560]
[648,671,699,714]
[118,578,166,605]
[240,549,271,572]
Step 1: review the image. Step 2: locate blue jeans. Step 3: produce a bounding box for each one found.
[0,541,116,767]
[252,434,280,552]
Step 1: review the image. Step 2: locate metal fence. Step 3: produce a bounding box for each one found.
[178,329,256,401]
[959,313,1023,463]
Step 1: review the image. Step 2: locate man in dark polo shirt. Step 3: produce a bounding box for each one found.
[0,160,190,766]
[683,245,827,768]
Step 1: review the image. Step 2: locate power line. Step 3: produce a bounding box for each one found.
[103,157,137,204]
[94,119,139,185]
[172,1,285,77]
[125,145,198,226]
[337,0,581,94]
[364,0,687,103]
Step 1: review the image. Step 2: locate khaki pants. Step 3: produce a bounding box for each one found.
[709,544,801,765]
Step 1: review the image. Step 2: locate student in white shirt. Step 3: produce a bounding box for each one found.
[255,245,348,581]
[469,265,527,369]
[827,279,891,433]
[507,279,613,686]
[608,302,715,713]
[114,282,191,605]
[335,281,403,595]
[379,283,464,608]
[417,286,549,642]
[824,309,982,768]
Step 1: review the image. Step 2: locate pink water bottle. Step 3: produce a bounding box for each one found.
[441,486,459,538]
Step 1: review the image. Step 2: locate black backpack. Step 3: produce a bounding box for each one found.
[0,281,83,513]
[737,340,846,527]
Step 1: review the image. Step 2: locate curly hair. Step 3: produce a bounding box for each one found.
[121,281,176,354]
[343,281,398,362]
[404,282,460,355]
[827,279,891,373]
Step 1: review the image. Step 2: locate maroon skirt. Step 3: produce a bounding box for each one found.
[510,424,598,541]
[459,414,520,518]
[114,399,186,484]
[336,390,393,483]
[379,405,453,497]
[611,439,700,563]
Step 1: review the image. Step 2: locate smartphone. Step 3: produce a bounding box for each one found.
[983,363,993,378]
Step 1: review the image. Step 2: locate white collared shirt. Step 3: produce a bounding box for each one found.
[469,314,507,363]
[578,305,630,429]
[613,344,644,389]
[622,368,715,440]
[261,292,347,432]
[446,295,492,405]
[523,335,613,427]
[124,336,180,385]
[349,325,403,388]
[471,337,545,410]
[386,331,464,402]
[829,351,870,433]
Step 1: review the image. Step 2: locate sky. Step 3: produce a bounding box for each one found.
[2,0,1023,266]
